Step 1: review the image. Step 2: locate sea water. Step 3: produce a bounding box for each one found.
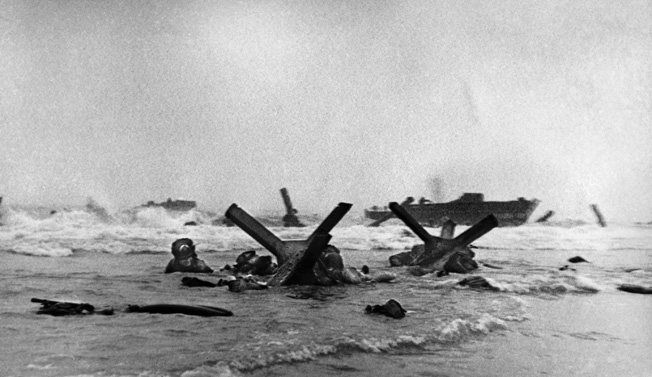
[1,204,651,377]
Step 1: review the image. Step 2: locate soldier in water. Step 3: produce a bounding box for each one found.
[164,238,214,273]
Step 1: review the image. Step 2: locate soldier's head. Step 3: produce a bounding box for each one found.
[171,238,196,259]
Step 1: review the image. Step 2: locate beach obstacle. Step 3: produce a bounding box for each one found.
[389,218,457,266]
[388,202,498,271]
[225,202,352,286]
[590,204,607,227]
[535,210,555,223]
[280,187,305,227]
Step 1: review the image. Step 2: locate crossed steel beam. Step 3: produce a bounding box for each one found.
[225,202,352,286]
[388,201,498,270]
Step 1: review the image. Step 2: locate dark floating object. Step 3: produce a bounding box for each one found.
[181,277,218,288]
[365,299,407,319]
[126,304,233,317]
[457,276,499,291]
[225,276,269,292]
[31,298,114,316]
[183,221,198,226]
[568,256,589,263]
[617,284,652,295]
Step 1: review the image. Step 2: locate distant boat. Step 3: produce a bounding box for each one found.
[365,193,540,227]
[142,198,197,211]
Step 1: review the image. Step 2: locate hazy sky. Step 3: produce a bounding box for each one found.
[1,0,651,221]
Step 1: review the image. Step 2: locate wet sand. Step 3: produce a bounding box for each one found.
[465,292,652,377]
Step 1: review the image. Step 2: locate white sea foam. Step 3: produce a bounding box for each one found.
[436,314,508,342]
[12,243,73,257]
[181,363,240,377]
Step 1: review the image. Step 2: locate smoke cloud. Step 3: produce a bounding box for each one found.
[1,0,650,222]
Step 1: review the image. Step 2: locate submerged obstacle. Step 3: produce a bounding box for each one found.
[365,299,406,319]
[280,188,305,227]
[535,210,555,223]
[388,202,498,272]
[590,204,607,227]
[225,202,352,286]
[617,284,652,295]
[127,304,233,317]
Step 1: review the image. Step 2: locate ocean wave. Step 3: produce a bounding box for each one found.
[181,363,246,377]
[6,244,74,257]
[221,313,509,373]
[487,273,604,294]
[2,204,650,257]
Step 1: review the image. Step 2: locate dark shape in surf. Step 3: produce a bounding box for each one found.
[181,276,218,287]
[31,298,114,316]
[568,256,589,263]
[164,238,214,274]
[457,276,499,291]
[181,276,264,292]
[224,276,269,292]
[126,304,233,317]
[32,298,232,317]
[617,284,652,295]
[365,299,407,319]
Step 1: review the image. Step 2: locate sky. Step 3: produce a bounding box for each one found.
[1,0,651,222]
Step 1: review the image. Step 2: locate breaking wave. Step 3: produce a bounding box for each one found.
[183,313,510,375]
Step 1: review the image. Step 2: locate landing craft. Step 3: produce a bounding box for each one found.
[365,193,540,227]
[141,198,197,211]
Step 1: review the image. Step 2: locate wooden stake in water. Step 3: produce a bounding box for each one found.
[590,204,607,227]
